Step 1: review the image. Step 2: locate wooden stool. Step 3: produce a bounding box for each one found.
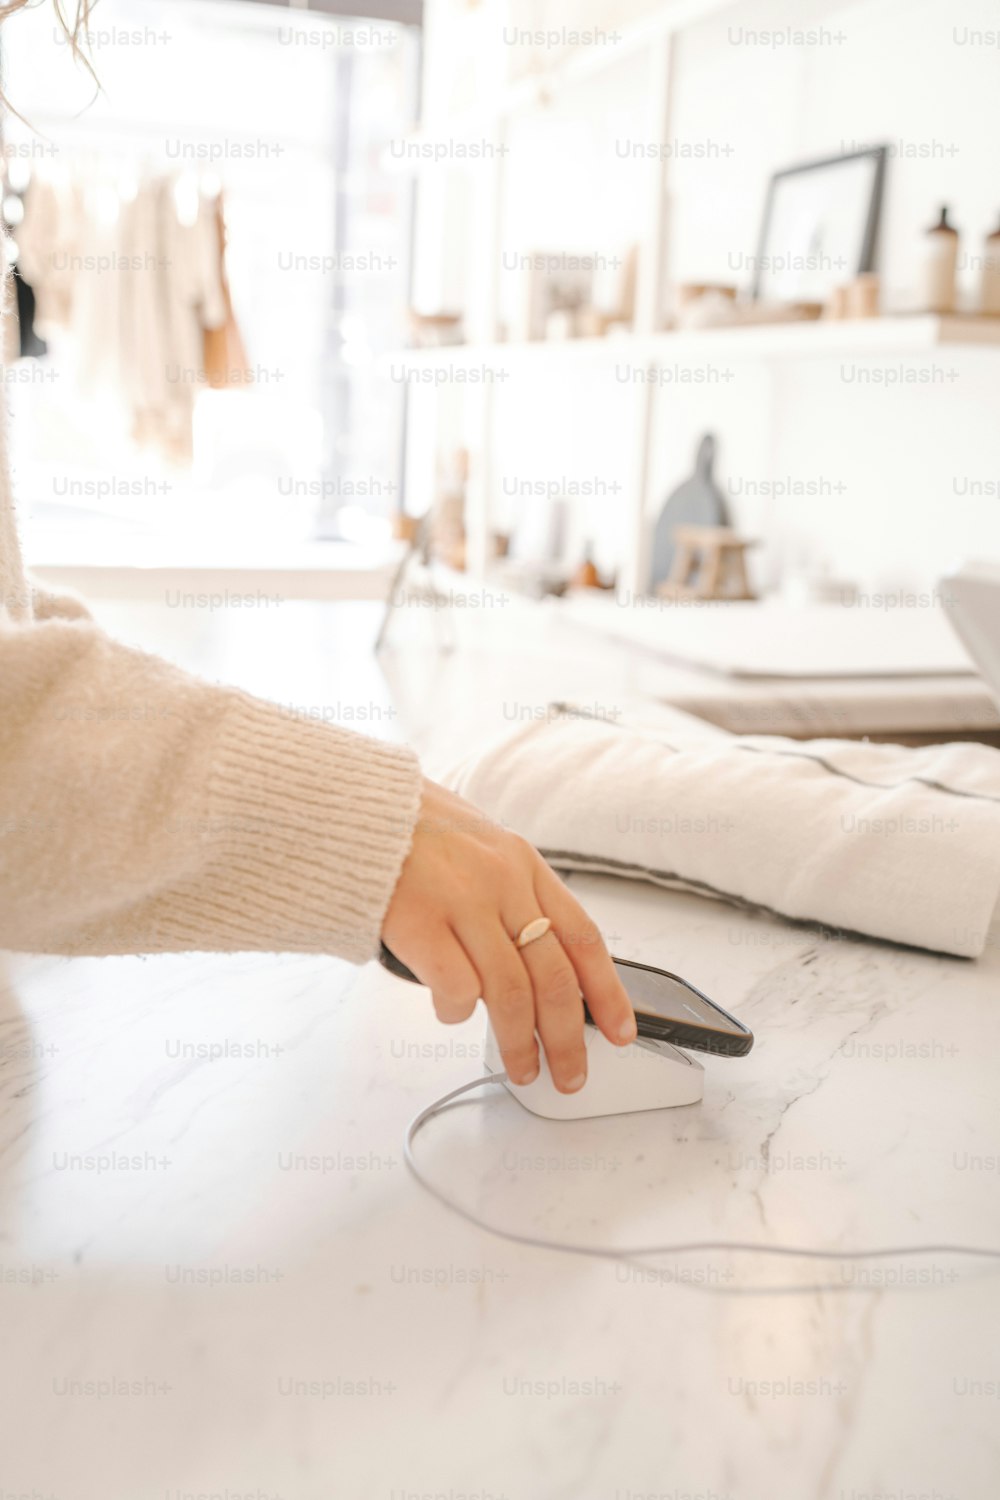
[658,525,757,602]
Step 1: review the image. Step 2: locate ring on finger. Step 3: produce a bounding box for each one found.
[514,916,552,951]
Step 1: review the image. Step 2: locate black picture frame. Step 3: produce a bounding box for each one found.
[752,145,887,302]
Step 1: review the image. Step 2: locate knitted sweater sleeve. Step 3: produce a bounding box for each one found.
[0,611,422,961]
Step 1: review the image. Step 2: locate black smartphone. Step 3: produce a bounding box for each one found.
[605,958,753,1058]
[378,945,753,1058]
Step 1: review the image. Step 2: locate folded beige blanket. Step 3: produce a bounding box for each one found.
[445,705,1000,959]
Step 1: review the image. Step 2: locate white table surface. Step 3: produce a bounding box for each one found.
[4,878,1000,1499]
[3,595,1000,1499]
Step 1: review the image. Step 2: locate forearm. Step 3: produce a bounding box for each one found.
[0,614,421,960]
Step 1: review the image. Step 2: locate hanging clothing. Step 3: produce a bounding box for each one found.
[15,169,249,462]
[16,173,80,334]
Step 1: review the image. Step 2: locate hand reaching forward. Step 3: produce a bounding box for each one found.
[382,778,637,1092]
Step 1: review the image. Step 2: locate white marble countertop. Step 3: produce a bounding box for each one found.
[3,876,1000,1500]
[3,593,1000,1499]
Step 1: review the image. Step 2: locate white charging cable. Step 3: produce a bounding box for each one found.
[405,1074,1000,1290]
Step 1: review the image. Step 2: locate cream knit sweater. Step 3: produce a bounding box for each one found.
[0,399,423,961]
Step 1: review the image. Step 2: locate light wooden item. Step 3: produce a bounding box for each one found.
[408,310,464,348]
[824,284,851,320]
[658,525,757,602]
[846,273,881,318]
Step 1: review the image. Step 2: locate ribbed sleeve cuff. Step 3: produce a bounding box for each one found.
[162,693,422,963]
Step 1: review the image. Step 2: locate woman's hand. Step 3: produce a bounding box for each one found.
[382,778,636,1092]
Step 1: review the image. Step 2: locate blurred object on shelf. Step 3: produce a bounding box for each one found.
[509,244,635,342]
[732,300,823,325]
[497,561,570,599]
[510,488,567,564]
[544,307,576,340]
[568,546,613,592]
[658,525,758,603]
[825,273,880,319]
[918,206,959,314]
[824,284,851,319]
[593,242,637,330]
[497,485,572,597]
[620,244,638,326]
[571,553,600,590]
[751,147,886,305]
[650,433,728,592]
[515,249,592,341]
[980,214,1000,316]
[673,283,737,329]
[431,447,468,571]
[575,306,609,338]
[408,310,464,347]
[846,272,881,318]
[671,296,822,331]
[491,531,511,559]
[781,564,860,607]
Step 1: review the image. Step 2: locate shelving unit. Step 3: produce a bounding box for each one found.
[403,0,1000,601]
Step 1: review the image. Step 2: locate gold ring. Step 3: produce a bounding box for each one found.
[515,917,552,950]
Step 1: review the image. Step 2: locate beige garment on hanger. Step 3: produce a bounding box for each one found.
[115,178,171,447]
[16,175,81,333]
[119,176,231,461]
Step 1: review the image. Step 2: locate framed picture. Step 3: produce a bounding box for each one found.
[513,252,595,341]
[752,146,887,303]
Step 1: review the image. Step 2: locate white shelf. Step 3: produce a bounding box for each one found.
[386,316,1000,371]
[646,313,1000,359]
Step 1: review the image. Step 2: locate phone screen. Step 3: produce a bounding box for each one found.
[613,959,747,1041]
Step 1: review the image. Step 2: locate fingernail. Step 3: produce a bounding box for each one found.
[565,1073,587,1093]
[618,1017,637,1044]
[518,1064,539,1085]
